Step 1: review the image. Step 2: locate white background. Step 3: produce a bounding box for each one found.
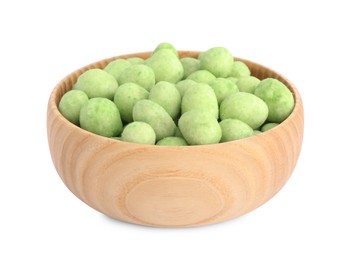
[1,0,347,259]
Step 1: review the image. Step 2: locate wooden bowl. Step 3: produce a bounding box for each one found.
[47,51,304,227]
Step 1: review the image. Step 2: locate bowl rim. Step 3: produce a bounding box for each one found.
[47,51,303,150]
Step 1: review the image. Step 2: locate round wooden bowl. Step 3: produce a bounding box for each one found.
[47,51,304,227]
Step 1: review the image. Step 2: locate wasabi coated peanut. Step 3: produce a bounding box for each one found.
[199,47,234,77]
[181,83,219,119]
[154,42,178,57]
[146,49,184,83]
[121,122,156,145]
[149,81,181,120]
[236,76,260,93]
[127,57,145,65]
[210,78,239,105]
[261,122,279,132]
[180,57,200,78]
[63,43,296,146]
[74,68,118,100]
[187,69,216,84]
[229,61,251,78]
[219,119,254,142]
[59,90,89,125]
[220,92,268,129]
[104,59,131,81]
[79,98,123,137]
[156,137,188,146]
[113,82,149,123]
[178,110,221,145]
[118,64,155,91]
[254,78,295,123]
[133,99,176,141]
[175,79,197,97]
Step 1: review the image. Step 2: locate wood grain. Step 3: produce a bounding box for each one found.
[47,51,304,227]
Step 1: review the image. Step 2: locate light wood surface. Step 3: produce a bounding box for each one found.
[47,51,304,227]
